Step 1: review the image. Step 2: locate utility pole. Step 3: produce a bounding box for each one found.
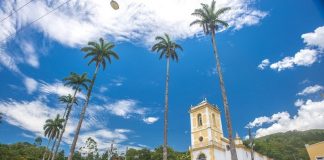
[248,127,255,160]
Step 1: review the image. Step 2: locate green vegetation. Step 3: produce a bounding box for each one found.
[190,2,238,160]
[0,141,190,160]
[126,146,190,160]
[0,142,46,160]
[243,129,324,160]
[151,33,183,160]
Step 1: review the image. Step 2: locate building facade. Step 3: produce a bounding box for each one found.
[189,99,272,160]
[306,141,324,160]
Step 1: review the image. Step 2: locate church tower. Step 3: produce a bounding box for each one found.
[189,99,273,160]
[189,99,224,160]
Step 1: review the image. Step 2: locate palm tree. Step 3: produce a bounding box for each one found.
[68,38,119,160]
[59,95,75,119]
[51,73,90,160]
[42,114,64,160]
[190,1,238,159]
[152,33,183,160]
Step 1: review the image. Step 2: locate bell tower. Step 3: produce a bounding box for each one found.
[189,99,224,160]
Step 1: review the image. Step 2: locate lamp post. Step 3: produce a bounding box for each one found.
[110,0,119,10]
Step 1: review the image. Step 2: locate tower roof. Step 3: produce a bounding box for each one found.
[190,98,220,112]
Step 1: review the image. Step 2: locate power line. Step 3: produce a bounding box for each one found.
[0,0,35,23]
[1,0,73,43]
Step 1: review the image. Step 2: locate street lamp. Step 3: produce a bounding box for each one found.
[110,0,119,10]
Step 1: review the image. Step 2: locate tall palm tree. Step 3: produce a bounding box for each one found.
[152,33,183,160]
[51,73,90,160]
[190,1,238,159]
[60,94,77,119]
[42,114,64,160]
[68,38,119,160]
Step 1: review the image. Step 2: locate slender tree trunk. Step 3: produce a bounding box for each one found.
[210,30,238,160]
[47,137,57,160]
[68,65,99,160]
[163,58,170,160]
[51,88,79,160]
[248,127,255,160]
[63,105,68,119]
[42,139,52,160]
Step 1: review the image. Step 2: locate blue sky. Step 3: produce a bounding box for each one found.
[0,0,324,153]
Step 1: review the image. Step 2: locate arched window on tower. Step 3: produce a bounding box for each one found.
[197,114,202,127]
[212,114,216,127]
[197,153,206,160]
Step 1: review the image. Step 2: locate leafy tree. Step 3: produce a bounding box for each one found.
[151,33,183,160]
[176,151,191,160]
[52,73,90,160]
[190,1,237,159]
[101,151,109,160]
[42,114,64,160]
[126,148,151,160]
[79,137,99,160]
[0,142,45,159]
[56,150,66,160]
[151,146,177,160]
[34,136,43,146]
[72,151,82,160]
[68,38,119,160]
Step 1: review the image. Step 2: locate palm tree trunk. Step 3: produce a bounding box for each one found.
[163,58,170,160]
[47,137,57,160]
[210,30,238,160]
[42,139,52,160]
[63,105,68,119]
[51,88,79,160]
[68,65,99,160]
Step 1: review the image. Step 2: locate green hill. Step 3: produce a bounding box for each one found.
[243,129,324,160]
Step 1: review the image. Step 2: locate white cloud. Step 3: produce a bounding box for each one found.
[294,99,305,107]
[39,81,85,99]
[110,77,124,87]
[0,100,62,135]
[143,117,159,124]
[247,112,289,128]
[21,41,39,68]
[257,59,270,70]
[0,50,21,74]
[115,129,132,133]
[302,26,324,49]
[248,99,324,138]
[99,86,108,93]
[0,98,133,152]
[0,0,266,48]
[104,99,146,118]
[297,85,324,96]
[24,77,38,94]
[262,26,324,71]
[270,49,321,71]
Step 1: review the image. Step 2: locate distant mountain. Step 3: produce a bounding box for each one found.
[243,129,324,160]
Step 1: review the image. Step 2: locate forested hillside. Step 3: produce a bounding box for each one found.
[244,129,324,160]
